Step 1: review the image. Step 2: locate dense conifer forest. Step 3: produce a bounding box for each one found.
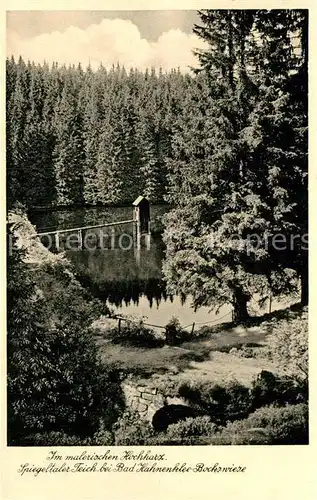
[6,59,191,208]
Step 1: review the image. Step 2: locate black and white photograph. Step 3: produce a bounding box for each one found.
[6,8,309,448]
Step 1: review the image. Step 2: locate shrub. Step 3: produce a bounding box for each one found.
[165,316,188,345]
[149,434,216,445]
[113,404,308,446]
[273,375,308,405]
[21,432,89,446]
[222,403,308,445]
[29,251,108,330]
[166,415,217,438]
[113,411,154,445]
[21,427,115,446]
[110,315,162,348]
[8,323,125,444]
[178,380,252,425]
[266,316,308,379]
[218,381,253,422]
[148,416,218,446]
[251,371,308,410]
[89,421,114,445]
[208,428,272,445]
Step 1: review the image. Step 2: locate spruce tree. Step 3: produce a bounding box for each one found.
[82,68,102,205]
[6,57,29,207]
[163,9,308,320]
[53,79,85,206]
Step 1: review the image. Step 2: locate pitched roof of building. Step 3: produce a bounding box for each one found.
[132,195,148,206]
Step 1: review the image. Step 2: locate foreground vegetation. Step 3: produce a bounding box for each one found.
[7,212,124,445]
[7,212,308,446]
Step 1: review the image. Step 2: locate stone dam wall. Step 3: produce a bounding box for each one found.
[121,376,189,424]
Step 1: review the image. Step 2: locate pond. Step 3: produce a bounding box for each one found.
[28,205,291,329]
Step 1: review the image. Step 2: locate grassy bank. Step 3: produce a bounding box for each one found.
[93,304,307,383]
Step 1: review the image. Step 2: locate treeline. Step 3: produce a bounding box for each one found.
[6,59,191,208]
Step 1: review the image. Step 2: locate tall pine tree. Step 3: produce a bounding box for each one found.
[163,9,308,320]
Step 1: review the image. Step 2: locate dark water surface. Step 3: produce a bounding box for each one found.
[29,205,290,328]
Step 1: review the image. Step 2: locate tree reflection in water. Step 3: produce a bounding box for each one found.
[68,235,173,308]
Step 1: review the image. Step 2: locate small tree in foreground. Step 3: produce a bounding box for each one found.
[7,228,124,444]
[266,315,308,379]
